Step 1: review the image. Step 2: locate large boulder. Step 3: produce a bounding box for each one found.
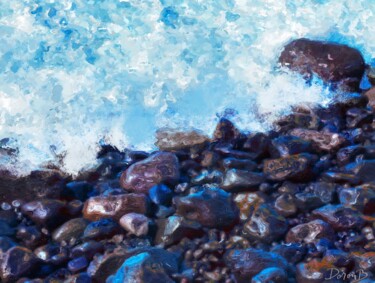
[279,38,365,91]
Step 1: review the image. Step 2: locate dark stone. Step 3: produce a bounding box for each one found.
[214,145,256,160]
[0,246,39,282]
[312,204,365,231]
[271,243,307,264]
[269,136,312,157]
[149,184,173,206]
[251,267,288,283]
[221,169,266,192]
[107,249,178,283]
[322,171,360,185]
[154,215,203,247]
[0,210,18,227]
[191,170,223,185]
[242,203,288,243]
[119,213,150,237]
[224,248,288,283]
[21,199,66,229]
[68,256,88,273]
[155,129,209,150]
[0,236,17,254]
[0,169,65,203]
[63,181,93,201]
[274,193,297,217]
[263,153,315,181]
[0,221,15,237]
[71,241,104,260]
[339,186,375,214]
[34,243,62,264]
[242,133,271,159]
[222,157,257,171]
[365,87,375,110]
[174,187,237,228]
[52,218,89,243]
[83,193,149,221]
[290,128,347,152]
[155,205,175,219]
[279,38,365,91]
[82,218,121,240]
[213,118,241,143]
[295,182,336,211]
[346,107,373,129]
[16,226,47,249]
[336,145,365,166]
[63,272,91,283]
[87,248,128,283]
[286,220,335,243]
[344,160,375,183]
[120,152,180,194]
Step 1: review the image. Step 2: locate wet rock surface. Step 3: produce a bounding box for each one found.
[279,38,365,91]
[0,39,374,282]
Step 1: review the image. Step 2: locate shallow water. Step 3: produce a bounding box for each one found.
[0,0,374,174]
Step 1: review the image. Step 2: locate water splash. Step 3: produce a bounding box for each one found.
[0,0,373,174]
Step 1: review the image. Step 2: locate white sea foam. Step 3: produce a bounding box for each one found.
[0,0,374,175]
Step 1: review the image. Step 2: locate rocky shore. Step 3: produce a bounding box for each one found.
[1,39,375,282]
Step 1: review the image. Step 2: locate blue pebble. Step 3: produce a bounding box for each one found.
[149,184,173,206]
[160,7,179,29]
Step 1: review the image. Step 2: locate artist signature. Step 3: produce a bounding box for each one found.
[325,268,369,282]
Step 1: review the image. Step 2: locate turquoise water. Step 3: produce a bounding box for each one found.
[0,0,374,174]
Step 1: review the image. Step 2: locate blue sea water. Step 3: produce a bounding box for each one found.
[0,0,374,174]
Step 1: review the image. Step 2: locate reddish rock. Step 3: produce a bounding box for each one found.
[120,152,180,194]
[83,194,148,221]
[290,128,346,152]
[286,219,335,244]
[155,128,209,150]
[279,38,365,91]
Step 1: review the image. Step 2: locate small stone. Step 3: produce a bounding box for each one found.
[0,221,15,237]
[149,184,173,206]
[34,243,61,263]
[271,243,307,264]
[21,199,66,229]
[82,218,121,240]
[221,169,266,192]
[0,246,39,282]
[296,259,333,283]
[71,241,104,260]
[222,158,257,171]
[242,133,271,159]
[295,182,336,211]
[344,160,375,183]
[339,186,375,214]
[52,218,89,243]
[119,213,150,236]
[242,203,288,243]
[155,128,209,150]
[290,128,346,151]
[274,193,297,217]
[365,87,375,110]
[83,193,148,221]
[174,187,237,228]
[120,152,180,194]
[213,118,241,143]
[16,226,47,249]
[63,181,93,201]
[224,248,288,283]
[0,236,17,254]
[269,136,312,157]
[336,145,365,166]
[67,256,88,274]
[312,204,365,231]
[155,215,203,247]
[263,153,315,181]
[107,249,178,283]
[251,267,287,283]
[286,220,335,244]
[87,248,128,282]
[233,192,265,221]
[346,107,373,128]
